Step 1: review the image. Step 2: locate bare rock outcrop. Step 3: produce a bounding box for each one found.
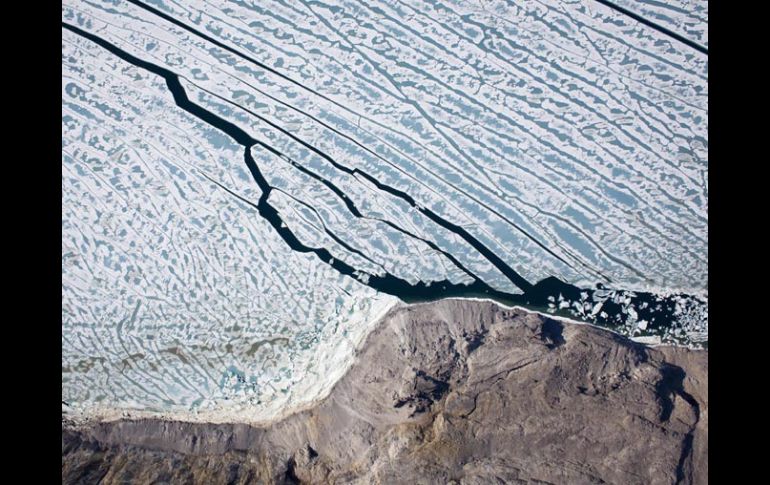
[62,300,708,484]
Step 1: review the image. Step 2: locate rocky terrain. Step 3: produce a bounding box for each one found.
[62,299,707,484]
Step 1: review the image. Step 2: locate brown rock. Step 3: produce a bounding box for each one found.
[62,300,707,484]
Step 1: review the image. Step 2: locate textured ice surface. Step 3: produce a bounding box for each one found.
[62,0,707,419]
[612,0,708,47]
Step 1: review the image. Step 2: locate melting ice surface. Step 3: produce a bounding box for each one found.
[62,0,707,420]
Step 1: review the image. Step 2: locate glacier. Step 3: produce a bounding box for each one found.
[62,0,707,421]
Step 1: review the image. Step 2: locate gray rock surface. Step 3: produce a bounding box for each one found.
[62,300,708,484]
